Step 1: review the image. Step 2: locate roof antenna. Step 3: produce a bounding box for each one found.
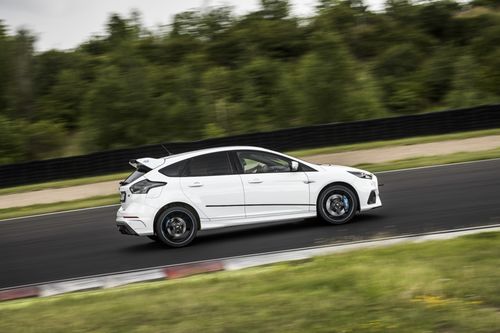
[160,144,172,156]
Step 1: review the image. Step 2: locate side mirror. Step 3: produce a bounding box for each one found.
[291,161,299,172]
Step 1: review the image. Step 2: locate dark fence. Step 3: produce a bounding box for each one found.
[2,104,500,187]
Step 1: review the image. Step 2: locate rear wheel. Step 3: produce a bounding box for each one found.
[318,185,358,225]
[154,206,198,247]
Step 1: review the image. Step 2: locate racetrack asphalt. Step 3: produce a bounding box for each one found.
[1,159,500,289]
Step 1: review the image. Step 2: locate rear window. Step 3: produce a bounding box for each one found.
[122,170,145,185]
[184,152,232,177]
[122,165,151,185]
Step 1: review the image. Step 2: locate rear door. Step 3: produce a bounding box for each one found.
[180,151,245,220]
[234,150,311,217]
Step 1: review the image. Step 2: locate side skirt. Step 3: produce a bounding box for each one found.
[199,211,317,230]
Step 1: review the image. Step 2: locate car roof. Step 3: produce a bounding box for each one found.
[161,146,280,164]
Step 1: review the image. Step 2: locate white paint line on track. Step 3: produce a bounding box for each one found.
[375,157,500,174]
[0,204,120,222]
[2,223,499,293]
[223,224,500,270]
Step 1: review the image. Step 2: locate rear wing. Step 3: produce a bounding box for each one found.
[129,157,165,171]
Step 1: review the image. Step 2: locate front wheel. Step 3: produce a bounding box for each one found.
[154,206,198,247]
[318,185,358,225]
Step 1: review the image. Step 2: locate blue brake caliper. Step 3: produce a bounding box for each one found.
[342,195,350,211]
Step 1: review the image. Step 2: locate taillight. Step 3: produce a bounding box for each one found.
[130,180,166,194]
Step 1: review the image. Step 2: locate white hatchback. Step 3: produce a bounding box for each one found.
[116,146,382,247]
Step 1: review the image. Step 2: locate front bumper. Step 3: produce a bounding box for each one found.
[356,176,382,212]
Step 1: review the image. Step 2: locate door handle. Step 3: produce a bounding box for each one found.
[188,182,203,187]
[248,179,263,184]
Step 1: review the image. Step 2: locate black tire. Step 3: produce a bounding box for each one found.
[318,185,358,225]
[147,235,160,242]
[154,206,198,247]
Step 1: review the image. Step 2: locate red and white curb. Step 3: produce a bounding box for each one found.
[2,224,499,302]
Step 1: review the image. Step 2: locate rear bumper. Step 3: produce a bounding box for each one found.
[116,222,139,236]
[116,207,155,236]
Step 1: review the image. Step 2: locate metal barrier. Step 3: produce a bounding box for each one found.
[1,104,499,187]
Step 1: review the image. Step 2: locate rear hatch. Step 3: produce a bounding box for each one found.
[119,157,165,203]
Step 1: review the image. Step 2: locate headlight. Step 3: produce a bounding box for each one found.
[130,180,166,194]
[348,171,373,179]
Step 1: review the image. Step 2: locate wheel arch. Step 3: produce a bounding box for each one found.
[153,202,201,233]
[317,182,361,212]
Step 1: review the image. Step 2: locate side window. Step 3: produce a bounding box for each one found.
[159,160,187,177]
[184,152,233,177]
[236,151,292,174]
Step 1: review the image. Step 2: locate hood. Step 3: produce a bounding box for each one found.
[317,164,370,174]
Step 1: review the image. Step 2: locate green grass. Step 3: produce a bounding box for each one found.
[287,127,500,157]
[1,232,499,332]
[358,147,500,172]
[0,194,119,220]
[0,172,129,196]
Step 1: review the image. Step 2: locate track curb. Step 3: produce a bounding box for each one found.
[2,224,499,302]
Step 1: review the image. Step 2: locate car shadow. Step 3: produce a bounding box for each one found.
[121,212,386,252]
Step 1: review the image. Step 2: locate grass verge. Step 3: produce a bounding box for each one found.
[288,127,500,157]
[0,172,129,196]
[1,232,499,332]
[2,128,499,196]
[357,147,500,172]
[0,194,119,220]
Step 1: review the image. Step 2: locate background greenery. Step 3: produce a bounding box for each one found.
[1,0,500,164]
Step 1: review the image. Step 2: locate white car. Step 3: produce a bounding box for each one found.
[116,146,382,247]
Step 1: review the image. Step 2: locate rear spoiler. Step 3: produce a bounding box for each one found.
[129,157,165,171]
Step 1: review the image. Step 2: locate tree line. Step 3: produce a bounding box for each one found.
[1,0,500,164]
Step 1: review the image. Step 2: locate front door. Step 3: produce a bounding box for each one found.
[235,150,311,217]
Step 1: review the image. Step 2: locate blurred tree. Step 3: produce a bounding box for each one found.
[260,0,290,19]
[418,47,456,105]
[239,57,282,130]
[0,1,499,164]
[0,116,26,163]
[6,29,36,119]
[24,120,66,160]
[295,33,384,123]
[37,69,87,128]
[373,43,425,113]
[81,61,159,150]
[202,66,235,135]
[0,21,12,114]
[445,54,498,108]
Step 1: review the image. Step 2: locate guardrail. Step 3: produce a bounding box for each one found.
[1,104,499,187]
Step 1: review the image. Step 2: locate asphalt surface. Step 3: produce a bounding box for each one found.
[1,159,500,289]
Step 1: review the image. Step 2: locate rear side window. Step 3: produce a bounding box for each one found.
[159,160,187,177]
[184,152,232,177]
